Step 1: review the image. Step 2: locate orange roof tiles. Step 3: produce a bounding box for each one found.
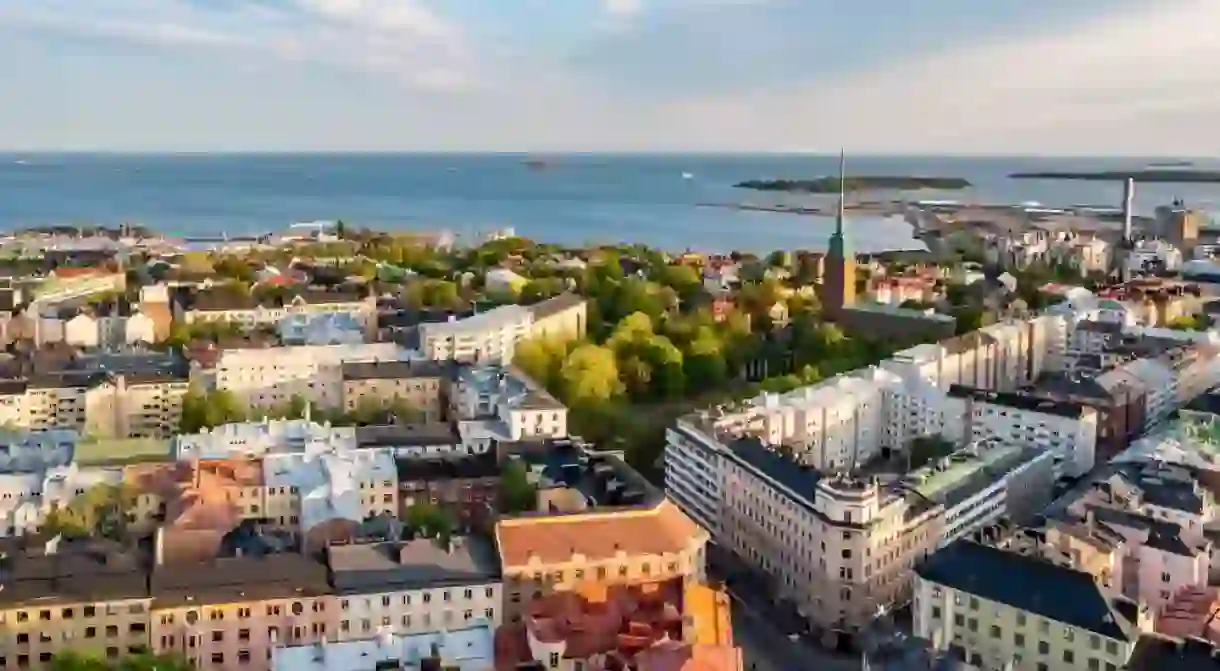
[495,501,705,568]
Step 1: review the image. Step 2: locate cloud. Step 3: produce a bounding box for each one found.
[663,0,1220,153]
[0,0,475,91]
[602,0,644,17]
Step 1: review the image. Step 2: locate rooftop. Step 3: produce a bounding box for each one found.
[527,293,585,321]
[916,540,1142,642]
[326,535,501,593]
[948,385,1091,419]
[513,438,658,510]
[274,623,494,671]
[151,553,332,607]
[341,359,448,381]
[494,500,704,569]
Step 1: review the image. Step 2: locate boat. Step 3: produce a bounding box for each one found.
[522,158,551,170]
[682,172,694,180]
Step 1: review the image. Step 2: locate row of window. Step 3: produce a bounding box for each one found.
[7,603,143,623]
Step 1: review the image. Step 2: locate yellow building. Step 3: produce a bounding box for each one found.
[494,500,708,621]
[0,538,153,668]
[340,360,447,422]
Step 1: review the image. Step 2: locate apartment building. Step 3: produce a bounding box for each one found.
[341,360,447,422]
[689,367,903,473]
[0,371,188,439]
[913,539,1153,670]
[418,306,532,363]
[943,386,1099,477]
[417,293,586,363]
[0,462,123,537]
[214,343,411,409]
[0,537,153,668]
[272,623,494,671]
[186,290,377,334]
[667,416,1054,635]
[278,312,367,346]
[395,451,500,525]
[175,418,357,461]
[494,500,708,620]
[452,364,568,449]
[355,424,464,460]
[880,316,1064,445]
[326,536,502,640]
[149,554,335,671]
[262,445,398,550]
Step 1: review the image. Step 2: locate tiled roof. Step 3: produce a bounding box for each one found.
[494,501,703,568]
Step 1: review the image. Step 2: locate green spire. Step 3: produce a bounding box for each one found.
[829,149,852,257]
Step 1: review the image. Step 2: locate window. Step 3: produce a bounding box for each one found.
[1063,650,1075,664]
[549,652,561,667]
[16,612,27,623]
[85,627,97,639]
[1038,641,1049,655]
[931,606,942,620]
[84,606,96,617]
[1162,571,1171,582]
[1088,659,1100,670]
[1017,613,1027,626]
[1105,641,1117,655]
[106,626,119,638]
[239,629,250,641]
[1090,635,1100,650]
[212,631,224,643]
[211,654,224,665]
[292,602,304,616]
[968,597,979,610]
[990,625,1001,639]
[967,618,978,633]
[16,634,28,645]
[1015,633,1025,647]
[39,610,51,621]
[238,651,251,665]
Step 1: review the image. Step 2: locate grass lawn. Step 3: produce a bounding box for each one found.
[75,437,174,467]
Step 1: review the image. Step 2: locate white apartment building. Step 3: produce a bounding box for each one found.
[1128,239,1184,275]
[187,291,378,333]
[272,622,494,671]
[176,417,358,461]
[942,387,1099,478]
[674,367,903,473]
[418,306,532,363]
[262,441,398,542]
[881,316,1064,446]
[451,364,568,450]
[215,343,412,410]
[0,371,189,440]
[418,294,587,363]
[0,463,123,537]
[913,540,1151,671]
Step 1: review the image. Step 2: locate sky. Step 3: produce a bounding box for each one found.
[0,0,1216,154]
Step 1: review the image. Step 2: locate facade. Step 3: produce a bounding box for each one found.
[0,371,186,439]
[186,291,377,334]
[214,343,411,410]
[326,536,503,640]
[494,501,708,621]
[340,360,447,422]
[666,420,1054,634]
[417,294,586,363]
[452,364,568,450]
[271,623,493,671]
[150,554,335,671]
[395,451,500,525]
[943,386,1099,477]
[0,538,152,668]
[913,539,1153,670]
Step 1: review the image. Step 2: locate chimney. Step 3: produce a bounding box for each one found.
[1122,178,1135,244]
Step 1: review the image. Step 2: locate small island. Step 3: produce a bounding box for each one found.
[1010,168,1220,183]
[734,176,972,193]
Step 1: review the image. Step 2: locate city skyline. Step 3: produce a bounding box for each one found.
[1,0,1213,154]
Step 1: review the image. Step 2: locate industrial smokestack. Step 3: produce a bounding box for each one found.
[1122,177,1135,243]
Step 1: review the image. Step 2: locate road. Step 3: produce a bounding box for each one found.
[729,587,860,671]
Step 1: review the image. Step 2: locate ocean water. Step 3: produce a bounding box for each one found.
[2,153,1220,254]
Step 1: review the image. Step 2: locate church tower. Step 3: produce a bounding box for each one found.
[821,150,857,317]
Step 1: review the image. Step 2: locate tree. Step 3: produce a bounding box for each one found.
[180,388,247,433]
[502,460,537,514]
[404,502,456,541]
[512,337,568,389]
[559,344,624,407]
[52,652,192,671]
[684,328,728,390]
[909,434,956,469]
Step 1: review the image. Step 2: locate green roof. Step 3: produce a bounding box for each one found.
[75,437,173,467]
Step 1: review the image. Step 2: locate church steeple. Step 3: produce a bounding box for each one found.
[828,149,851,258]
[821,149,857,317]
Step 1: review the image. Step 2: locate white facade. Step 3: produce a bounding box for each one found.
[125,311,158,345]
[942,390,1099,478]
[176,418,358,461]
[1129,239,1183,274]
[418,306,532,363]
[215,343,412,409]
[272,622,493,671]
[451,365,568,445]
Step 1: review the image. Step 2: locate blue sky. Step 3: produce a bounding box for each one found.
[0,0,1213,153]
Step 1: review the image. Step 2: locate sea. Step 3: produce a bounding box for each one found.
[2,153,1220,254]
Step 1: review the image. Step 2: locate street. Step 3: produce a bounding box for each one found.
[730,588,861,671]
